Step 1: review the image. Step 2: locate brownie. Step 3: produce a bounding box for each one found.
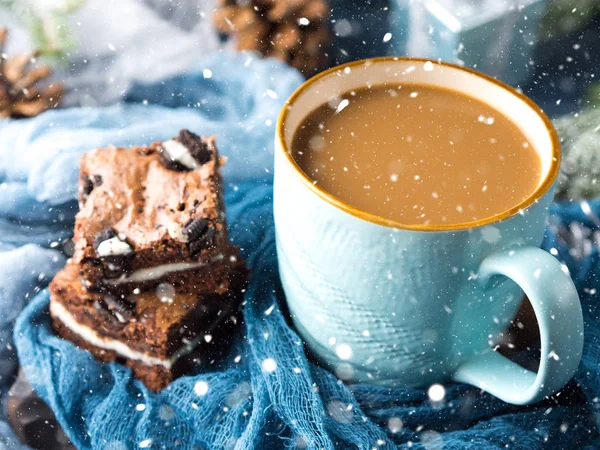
[52,310,240,392]
[73,130,230,291]
[50,262,247,359]
[50,262,247,391]
[50,129,248,391]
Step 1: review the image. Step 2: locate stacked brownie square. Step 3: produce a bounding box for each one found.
[49,130,248,391]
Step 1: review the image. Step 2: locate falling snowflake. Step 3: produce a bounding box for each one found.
[262,358,277,373]
[194,380,209,396]
[335,344,353,360]
[388,416,403,433]
[428,384,445,402]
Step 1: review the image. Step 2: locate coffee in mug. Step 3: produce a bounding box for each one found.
[292,84,541,226]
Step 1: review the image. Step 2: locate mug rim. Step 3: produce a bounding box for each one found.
[276,57,561,232]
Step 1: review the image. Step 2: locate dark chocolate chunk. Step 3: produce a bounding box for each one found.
[180,129,212,165]
[189,227,215,256]
[82,175,103,202]
[184,218,209,241]
[93,228,117,250]
[82,177,94,198]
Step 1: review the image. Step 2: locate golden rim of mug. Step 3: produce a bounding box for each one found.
[276,56,561,232]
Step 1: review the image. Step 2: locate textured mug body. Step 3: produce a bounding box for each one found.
[275,143,552,386]
[273,58,583,401]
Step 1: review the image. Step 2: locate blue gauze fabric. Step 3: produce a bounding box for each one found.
[3,51,600,449]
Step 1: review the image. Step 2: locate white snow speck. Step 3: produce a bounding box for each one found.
[333,19,353,37]
[409,92,419,98]
[204,334,213,343]
[297,17,310,26]
[262,358,277,373]
[309,135,326,151]
[428,384,445,402]
[194,380,209,396]
[136,403,146,411]
[336,99,350,114]
[156,283,175,304]
[481,227,501,244]
[336,344,353,360]
[108,42,116,51]
[548,350,560,361]
[203,69,213,79]
[158,405,175,421]
[383,32,392,43]
[293,367,302,374]
[266,89,278,99]
[264,304,275,315]
[534,268,542,279]
[423,61,434,71]
[388,416,403,433]
[478,115,495,125]
[139,439,152,448]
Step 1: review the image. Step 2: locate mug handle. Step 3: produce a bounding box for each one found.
[452,246,584,405]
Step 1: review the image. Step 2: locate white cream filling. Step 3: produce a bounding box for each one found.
[106,254,225,285]
[97,236,132,257]
[50,300,201,369]
[167,222,189,243]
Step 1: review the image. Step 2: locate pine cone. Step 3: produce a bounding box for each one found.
[214,0,330,75]
[0,27,63,118]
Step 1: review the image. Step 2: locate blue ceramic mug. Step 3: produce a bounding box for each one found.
[273,57,584,405]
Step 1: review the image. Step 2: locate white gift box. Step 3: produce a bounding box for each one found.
[393,0,548,86]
